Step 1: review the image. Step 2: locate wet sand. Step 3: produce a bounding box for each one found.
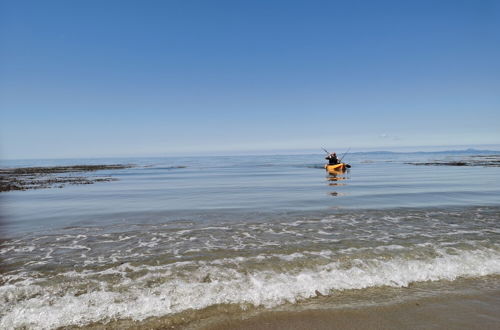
[73,279,500,330]
[197,291,500,330]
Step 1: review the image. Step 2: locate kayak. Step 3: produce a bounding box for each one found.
[325,163,348,173]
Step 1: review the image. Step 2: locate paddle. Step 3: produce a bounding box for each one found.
[339,147,351,168]
[339,147,350,162]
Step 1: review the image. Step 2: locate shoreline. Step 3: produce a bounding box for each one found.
[68,277,500,330]
[197,290,500,330]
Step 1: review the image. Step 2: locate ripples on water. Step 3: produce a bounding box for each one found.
[1,152,500,328]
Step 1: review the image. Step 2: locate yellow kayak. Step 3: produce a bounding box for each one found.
[325,163,348,173]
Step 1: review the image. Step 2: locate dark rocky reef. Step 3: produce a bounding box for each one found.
[406,155,500,167]
[0,164,133,192]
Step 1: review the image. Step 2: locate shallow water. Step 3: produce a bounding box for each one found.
[1,152,500,329]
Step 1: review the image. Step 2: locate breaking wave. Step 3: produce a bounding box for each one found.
[1,245,499,329]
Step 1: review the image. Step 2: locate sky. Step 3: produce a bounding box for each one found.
[1,0,499,159]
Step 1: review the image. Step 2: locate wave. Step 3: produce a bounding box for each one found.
[1,246,499,329]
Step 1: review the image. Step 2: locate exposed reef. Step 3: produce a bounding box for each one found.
[0,164,133,192]
[406,155,500,167]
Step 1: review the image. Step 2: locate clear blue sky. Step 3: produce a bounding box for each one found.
[1,0,499,159]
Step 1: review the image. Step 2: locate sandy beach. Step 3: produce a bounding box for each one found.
[201,291,500,330]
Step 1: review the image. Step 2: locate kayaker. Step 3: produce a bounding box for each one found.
[325,152,339,165]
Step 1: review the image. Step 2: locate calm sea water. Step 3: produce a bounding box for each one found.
[1,152,500,329]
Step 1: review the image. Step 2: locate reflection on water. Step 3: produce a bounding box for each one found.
[326,169,350,197]
[328,182,346,186]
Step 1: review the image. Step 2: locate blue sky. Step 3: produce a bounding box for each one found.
[1,0,499,159]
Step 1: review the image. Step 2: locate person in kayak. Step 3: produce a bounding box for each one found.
[325,152,339,165]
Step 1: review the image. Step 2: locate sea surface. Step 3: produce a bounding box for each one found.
[1,151,500,329]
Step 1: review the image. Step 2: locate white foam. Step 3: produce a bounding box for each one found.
[118,235,134,241]
[57,245,91,250]
[137,240,159,248]
[199,226,231,231]
[317,230,332,235]
[1,247,500,329]
[13,246,36,253]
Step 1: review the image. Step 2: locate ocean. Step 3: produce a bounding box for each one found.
[1,151,500,329]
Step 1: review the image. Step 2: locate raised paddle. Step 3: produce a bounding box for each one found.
[339,148,352,168]
[339,147,351,163]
